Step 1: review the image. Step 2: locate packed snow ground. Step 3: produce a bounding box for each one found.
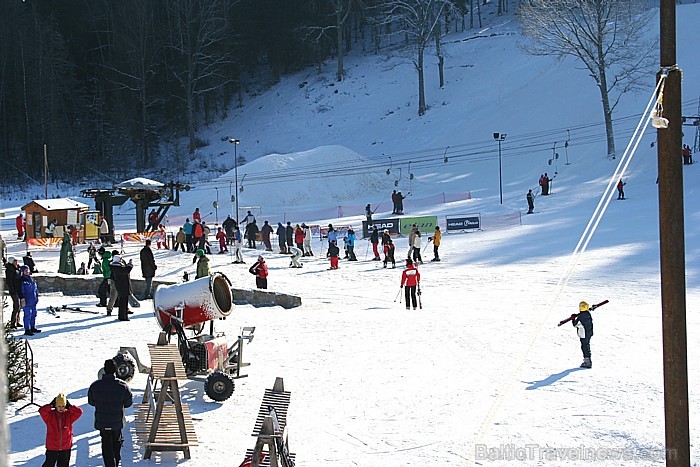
[4,3,700,466]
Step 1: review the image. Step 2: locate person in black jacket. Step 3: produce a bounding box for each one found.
[572,301,594,368]
[139,240,157,299]
[5,257,21,328]
[88,359,133,467]
[110,255,133,321]
[285,222,294,251]
[245,220,259,249]
[369,226,381,261]
[276,222,287,254]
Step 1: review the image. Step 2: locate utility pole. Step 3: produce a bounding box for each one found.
[44,144,48,199]
[657,1,689,465]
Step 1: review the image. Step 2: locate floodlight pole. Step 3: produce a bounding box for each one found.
[658,1,689,465]
[493,133,506,204]
[230,138,241,225]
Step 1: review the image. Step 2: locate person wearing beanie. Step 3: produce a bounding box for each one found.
[39,392,83,467]
[18,265,41,335]
[88,359,133,467]
[194,249,210,279]
[101,250,118,315]
[248,255,268,289]
[429,226,441,262]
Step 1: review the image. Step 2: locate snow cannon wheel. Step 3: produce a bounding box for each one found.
[204,371,235,401]
[113,353,136,382]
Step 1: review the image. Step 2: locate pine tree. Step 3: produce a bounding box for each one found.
[4,323,29,402]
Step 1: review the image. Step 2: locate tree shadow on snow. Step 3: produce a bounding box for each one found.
[524,367,584,390]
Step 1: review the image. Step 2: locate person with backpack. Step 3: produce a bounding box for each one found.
[249,256,268,288]
[400,258,421,310]
[245,220,259,249]
[39,392,83,467]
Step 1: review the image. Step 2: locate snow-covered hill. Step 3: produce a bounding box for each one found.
[3,3,700,466]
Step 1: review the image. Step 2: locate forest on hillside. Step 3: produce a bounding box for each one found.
[0,0,503,188]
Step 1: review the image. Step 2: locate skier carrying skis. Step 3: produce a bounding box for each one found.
[572,301,594,368]
[400,258,421,310]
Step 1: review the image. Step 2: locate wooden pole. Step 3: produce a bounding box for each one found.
[657,1,689,464]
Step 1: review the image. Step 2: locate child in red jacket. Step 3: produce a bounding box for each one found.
[39,392,83,467]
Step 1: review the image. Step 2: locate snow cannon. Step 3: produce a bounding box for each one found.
[153,272,233,331]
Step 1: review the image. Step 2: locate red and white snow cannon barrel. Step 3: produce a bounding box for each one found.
[153,272,233,331]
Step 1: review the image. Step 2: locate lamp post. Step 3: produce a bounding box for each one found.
[229,138,240,225]
[493,133,506,204]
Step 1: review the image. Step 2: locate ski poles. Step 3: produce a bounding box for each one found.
[394,287,402,303]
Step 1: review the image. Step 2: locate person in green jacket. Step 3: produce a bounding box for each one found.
[194,249,210,279]
[101,250,118,316]
[58,231,76,274]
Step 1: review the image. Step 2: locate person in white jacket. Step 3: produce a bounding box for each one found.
[412,230,423,264]
[302,223,313,256]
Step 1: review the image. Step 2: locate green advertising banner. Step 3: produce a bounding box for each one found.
[399,216,437,234]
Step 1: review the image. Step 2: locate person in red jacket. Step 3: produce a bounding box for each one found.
[294,224,305,250]
[249,255,268,289]
[16,213,25,240]
[216,227,228,253]
[39,392,83,467]
[400,258,421,310]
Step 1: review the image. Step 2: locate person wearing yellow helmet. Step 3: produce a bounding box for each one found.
[573,301,594,368]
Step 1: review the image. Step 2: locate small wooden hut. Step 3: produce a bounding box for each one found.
[21,198,89,239]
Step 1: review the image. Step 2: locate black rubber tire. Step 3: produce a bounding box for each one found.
[204,371,235,401]
[113,353,136,382]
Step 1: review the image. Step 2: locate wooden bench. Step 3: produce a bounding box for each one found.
[133,343,198,460]
[243,377,295,467]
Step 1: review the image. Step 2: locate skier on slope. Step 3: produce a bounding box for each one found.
[400,258,421,310]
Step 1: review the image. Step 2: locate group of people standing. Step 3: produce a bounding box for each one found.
[4,256,41,336]
[538,173,553,196]
[391,190,409,215]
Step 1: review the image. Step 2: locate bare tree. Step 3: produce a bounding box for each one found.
[519,0,655,159]
[379,0,456,116]
[165,0,234,154]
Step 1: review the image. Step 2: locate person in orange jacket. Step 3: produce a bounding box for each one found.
[429,226,441,262]
[400,258,421,310]
[39,392,83,467]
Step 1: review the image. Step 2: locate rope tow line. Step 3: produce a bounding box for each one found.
[466,74,667,464]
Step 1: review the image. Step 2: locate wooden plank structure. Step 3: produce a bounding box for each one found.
[243,377,296,467]
[133,343,198,460]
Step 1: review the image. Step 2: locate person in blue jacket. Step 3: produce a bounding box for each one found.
[346,228,358,261]
[18,265,41,336]
[183,218,194,252]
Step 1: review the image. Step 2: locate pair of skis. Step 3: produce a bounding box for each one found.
[557,300,609,326]
[47,305,100,318]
